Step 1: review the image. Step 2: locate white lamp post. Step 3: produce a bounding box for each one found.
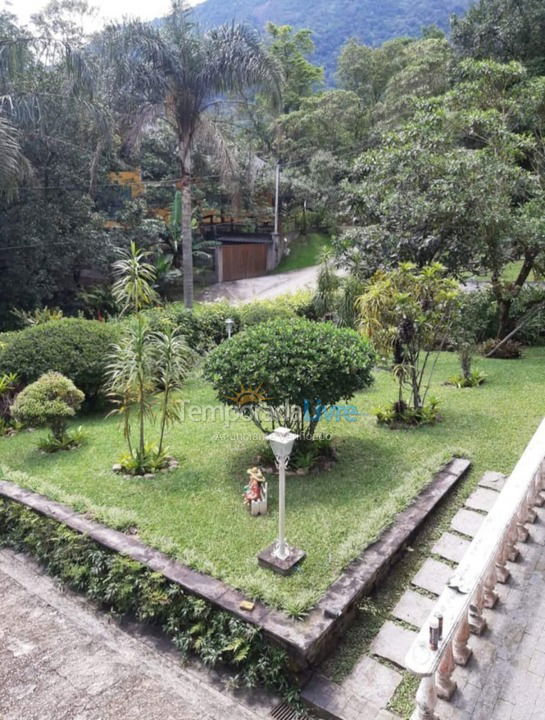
[225,317,235,339]
[257,426,305,574]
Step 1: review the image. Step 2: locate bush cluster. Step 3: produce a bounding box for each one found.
[0,498,295,696]
[144,292,314,353]
[0,318,119,402]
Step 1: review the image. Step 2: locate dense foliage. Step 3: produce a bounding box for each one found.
[204,317,375,438]
[0,498,294,695]
[0,318,118,401]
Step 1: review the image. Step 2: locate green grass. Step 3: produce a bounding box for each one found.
[466,259,536,284]
[1,348,544,615]
[274,232,330,273]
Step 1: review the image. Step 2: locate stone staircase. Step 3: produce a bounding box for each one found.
[302,472,505,720]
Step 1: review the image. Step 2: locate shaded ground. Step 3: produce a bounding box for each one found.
[0,548,275,720]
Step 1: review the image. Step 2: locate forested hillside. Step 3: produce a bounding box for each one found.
[191,0,474,74]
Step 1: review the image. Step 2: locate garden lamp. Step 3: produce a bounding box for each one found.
[266,426,298,560]
[225,317,235,339]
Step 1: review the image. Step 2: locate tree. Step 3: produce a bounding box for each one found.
[103,2,281,309]
[105,243,192,475]
[337,59,545,340]
[204,317,375,441]
[0,7,112,327]
[451,0,545,75]
[357,263,459,425]
[264,23,323,114]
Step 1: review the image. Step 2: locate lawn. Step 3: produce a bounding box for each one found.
[274,232,330,273]
[1,348,544,616]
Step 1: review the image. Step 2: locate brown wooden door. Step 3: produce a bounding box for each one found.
[222,243,268,281]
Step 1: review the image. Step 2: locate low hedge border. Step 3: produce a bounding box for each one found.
[0,493,296,700]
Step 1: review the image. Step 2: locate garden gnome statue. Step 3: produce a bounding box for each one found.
[243,467,268,516]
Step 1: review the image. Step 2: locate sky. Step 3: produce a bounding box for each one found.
[2,0,204,29]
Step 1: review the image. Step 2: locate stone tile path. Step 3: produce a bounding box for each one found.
[312,470,505,720]
[0,548,275,720]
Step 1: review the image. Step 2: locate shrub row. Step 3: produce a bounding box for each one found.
[0,294,314,400]
[0,497,295,696]
[143,291,314,352]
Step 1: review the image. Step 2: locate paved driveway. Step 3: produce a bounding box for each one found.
[0,549,274,720]
[200,265,320,303]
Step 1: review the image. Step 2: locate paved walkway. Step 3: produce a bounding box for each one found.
[0,548,275,720]
[200,265,320,303]
[438,504,545,720]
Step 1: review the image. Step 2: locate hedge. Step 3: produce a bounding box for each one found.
[0,318,119,401]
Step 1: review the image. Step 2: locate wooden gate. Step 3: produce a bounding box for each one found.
[221,243,268,281]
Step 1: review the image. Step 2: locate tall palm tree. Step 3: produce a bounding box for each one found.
[0,116,29,198]
[103,1,282,308]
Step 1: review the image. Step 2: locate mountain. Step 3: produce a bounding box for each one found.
[191,0,475,76]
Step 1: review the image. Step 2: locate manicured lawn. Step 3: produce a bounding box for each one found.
[274,232,330,273]
[1,348,544,615]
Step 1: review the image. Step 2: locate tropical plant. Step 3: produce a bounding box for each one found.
[106,243,192,474]
[11,371,85,450]
[357,263,459,425]
[102,1,282,308]
[204,317,375,441]
[11,306,64,327]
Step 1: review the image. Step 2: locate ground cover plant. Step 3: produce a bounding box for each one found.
[1,348,544,615]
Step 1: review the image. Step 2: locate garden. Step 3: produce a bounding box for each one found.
[1,258,544,617]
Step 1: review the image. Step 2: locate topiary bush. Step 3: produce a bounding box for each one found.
[0,318,118,402]
[204,317,375,440]
[11,371,85,450]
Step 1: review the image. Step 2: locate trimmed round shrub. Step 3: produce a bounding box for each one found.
[0,318,118,401]
[11,371,84,442]
[204,317,376,438]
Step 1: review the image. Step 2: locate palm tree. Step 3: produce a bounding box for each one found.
[0,116,29,198]
[103,1,282,308]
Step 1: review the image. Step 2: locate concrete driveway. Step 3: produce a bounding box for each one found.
[199,265,320,304]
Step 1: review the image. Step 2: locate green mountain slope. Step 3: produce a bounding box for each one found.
[191,0,474,74]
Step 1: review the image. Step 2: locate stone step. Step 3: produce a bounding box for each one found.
[432,532,471,564]
[301,673,399,720]
[344,656,402,710]
[465,487,499,513]
[392,589,436,628]
[411,558,453,596]
[478,471,506,492]
[450,508,484,538]
[370,620,418,669]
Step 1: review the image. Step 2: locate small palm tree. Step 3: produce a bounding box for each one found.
[102,1,282,308]
[106,243,193,474]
